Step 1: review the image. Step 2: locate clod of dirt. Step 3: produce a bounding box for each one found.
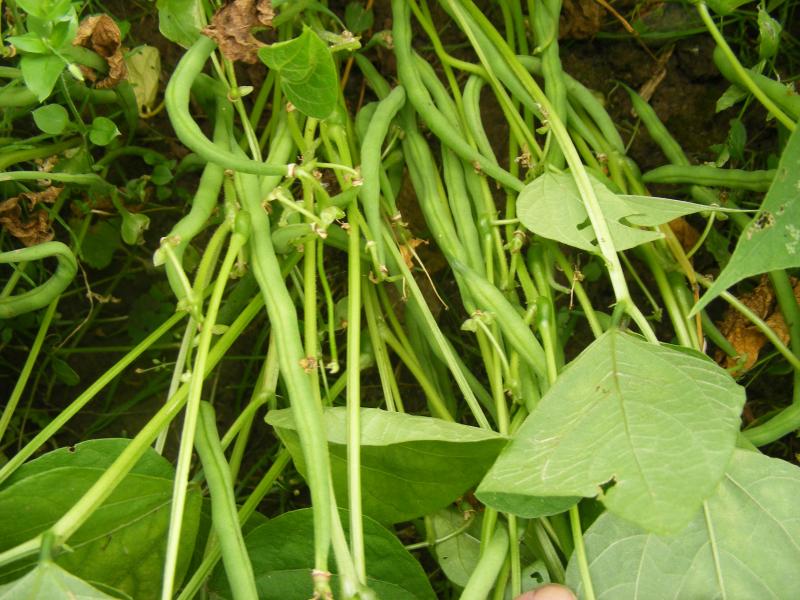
[202,0,274,64]
[560,0,604,39]
[73,15,127,88]
[0,186,62,246]
[715,276,799,374]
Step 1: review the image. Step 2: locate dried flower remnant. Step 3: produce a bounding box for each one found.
[73,15,127,88]
[715,276,799,374]
[202,0,275,64]
[0,187,63,247]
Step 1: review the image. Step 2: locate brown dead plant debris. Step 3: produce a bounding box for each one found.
[0,186,63,247]
[715,276,800,374]
[73,15,127,88]
[202,0,275,64]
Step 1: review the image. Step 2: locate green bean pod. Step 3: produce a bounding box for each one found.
[642,164,776,191]
[0,242,77,319]
[713,46,800,121]
[359,85,406,270]
[453,261,547,382]
[165,36,290,177]
[391,0,523,192]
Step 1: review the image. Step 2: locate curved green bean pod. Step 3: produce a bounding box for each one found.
[462,75,500,164]
[712,47,800,121]
[642,164,775,191]
[165,36,290,177]
[453,261,547,382]
[391,0,523,192]
[359,85,406,270]
[0,242,77,319]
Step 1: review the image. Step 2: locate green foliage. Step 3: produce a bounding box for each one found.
[258,27,339,119]
[0,440,202,599]
[566,450,800,598]
[88,117,120,147]
[19,55,66,102]
[80,221,122,270]
[156,0,204,48]
[477,330,745,534]
[345,2,374,34]
[209,509,436,600]
[0,561,119,600]
[694,126,800,313]
[32,104,69,135]
[267,407,507,523]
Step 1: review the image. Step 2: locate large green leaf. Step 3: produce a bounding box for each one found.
[257,26,338,119]
[19,54,65,102]
[517,171,736,253]
[0,439,201,599]
[693,126,800,314]
[266,407,507,524]
[156,0,204,48]
[208,509,436,600]
[566,450,800,598]
[0,561,118,600]
[430,508,482,587]
[476,330,744,535]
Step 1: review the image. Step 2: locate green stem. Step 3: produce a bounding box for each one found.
[569,505,596,600]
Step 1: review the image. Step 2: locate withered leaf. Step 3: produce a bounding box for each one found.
[202,0,274,64]
[0,187,62,247]
[715,276,797,374]
[73,15,127,89]
[399,237,426,270]
[669,217,700,252]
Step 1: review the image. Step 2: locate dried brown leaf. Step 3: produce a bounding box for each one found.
[0,187,62,246]
[715,276,796,374]
[668,217,700,252]
[399,238,426,270]
[73,15,127,88]
[202,0,274,64]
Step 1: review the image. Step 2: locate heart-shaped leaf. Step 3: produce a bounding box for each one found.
[0,561,118,599]
[266,407,507,524]
[20,55,65,102]
[209,509,436,599]
[693,126,800,314]
[566,450,800,598]
[156,0,204,48]
[517,171,735,253]
[0,439,201,599]
[476,330,745,535]
[258,26,338,119]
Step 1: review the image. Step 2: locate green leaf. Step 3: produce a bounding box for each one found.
[89,117,120,146]
[32,104,69,135]
[476,330,745,535]
[0,439,201,599]
[15,0,71,20]
[693,126,800,314]
[0,561,118,600]
[757,8,781,59]
[20,55,65,102]
[120,210,149,245]
[345,2,374,33]
[430,508,482,587]
[566,450,800,599]
[156,0,204,48]
[266,407,507,523]
[80,220,122,270]
[209,509,436,600]
[258,27,338,119]
[125,45,161,112]
[516,172,734,253]
[50,357,79,386]
[716,84,748,113]
[6,33,49,54]
[705,0,751,16]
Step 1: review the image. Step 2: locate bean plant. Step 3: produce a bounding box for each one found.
[1,0,799,598]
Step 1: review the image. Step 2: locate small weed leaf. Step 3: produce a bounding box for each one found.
[430,508,483,587]
[476,330,745,535]
[32,104,69,135]
[693,126,800,315]
[20,54,65,102]
[705,0,752,15]
[566,450,800,599]
[89,116,120,146]
[15,0,71,21]
[267,407,507,524]
[156,0,205,48]
[0,440,201,599]
[345,2,374,34]
[516,171,737,253]
[0,561,119,599]
[209,508,436,599]
[258,26,338,119]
